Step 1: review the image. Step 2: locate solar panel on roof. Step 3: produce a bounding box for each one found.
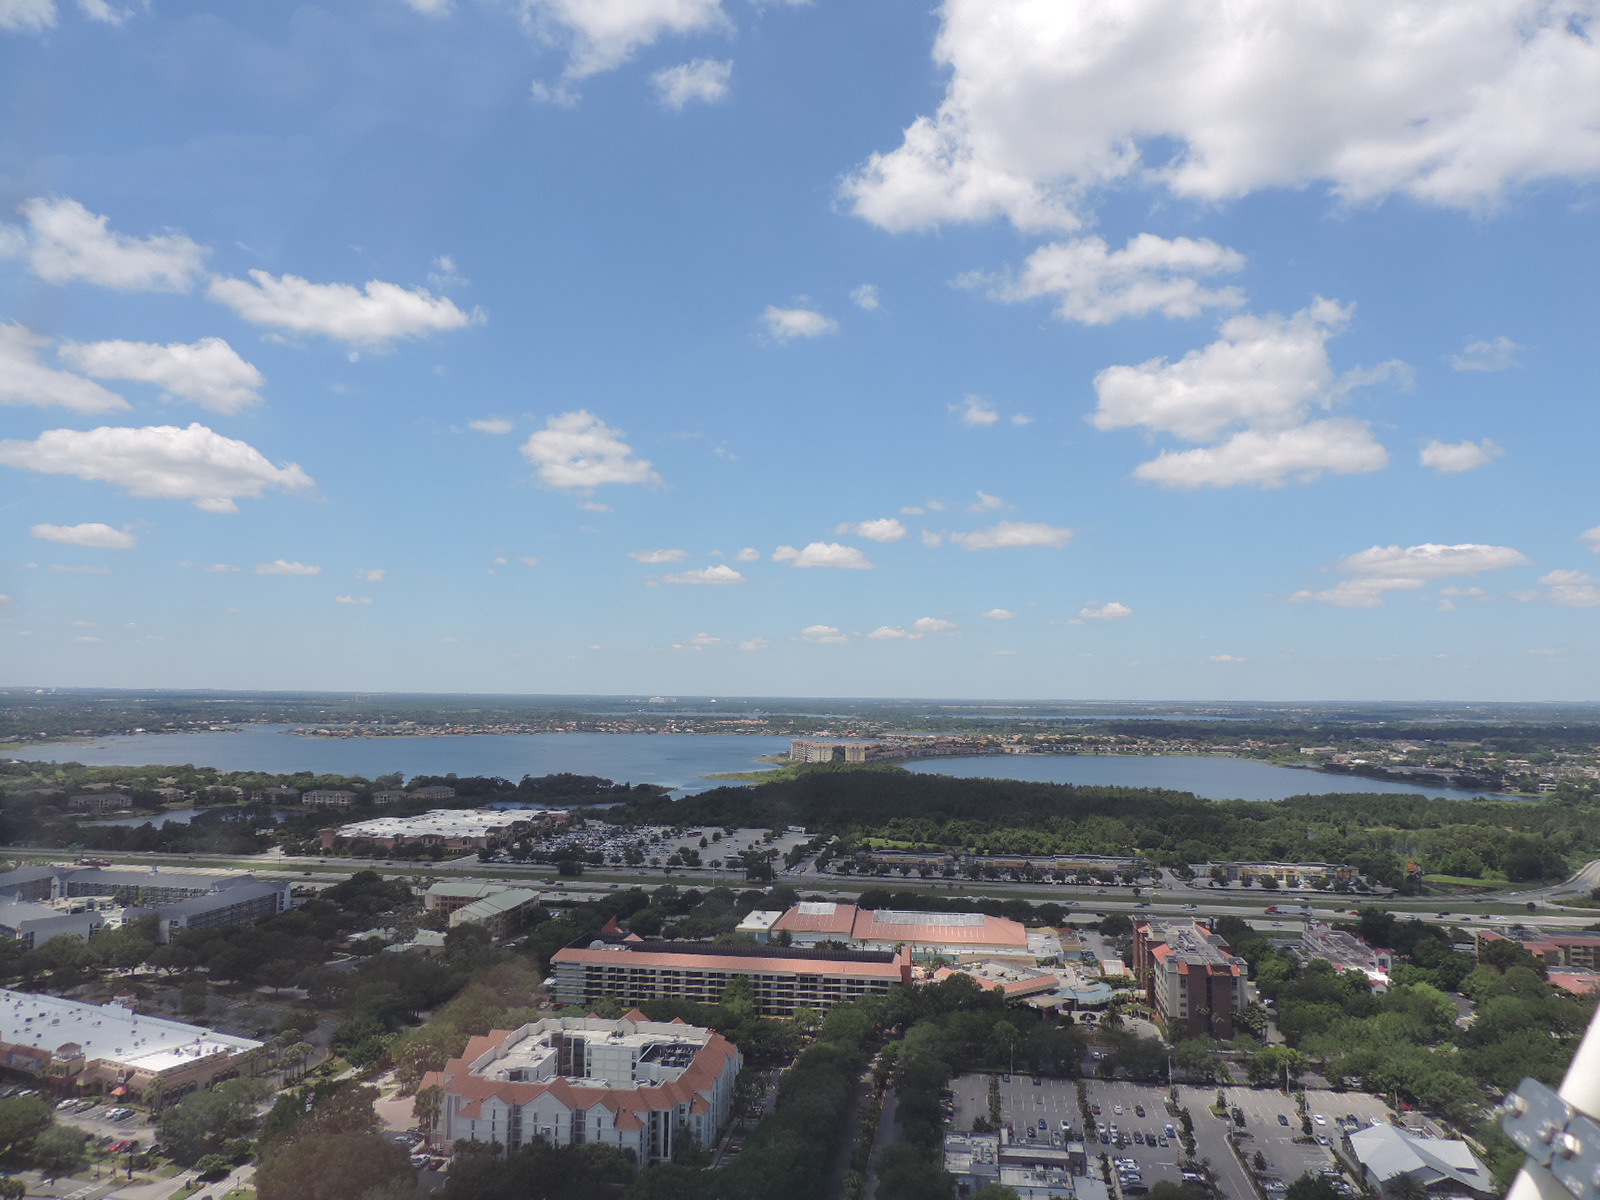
[872,910,984,927]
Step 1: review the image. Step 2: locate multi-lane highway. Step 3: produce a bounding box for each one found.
[10,842,1598,930]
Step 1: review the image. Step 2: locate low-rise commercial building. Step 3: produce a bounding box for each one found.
[1475,927,1600,971]
[1301,922,1393,987]
[67,793,132,814]
[944,1132,1108,1200]
[929,961,1059,1000]
[0,989,263,1098]
[156,878,292,942]
[422,1013,739,1163]
[1133,919,1246,1039]
[58,866,231,907]
[550,936,912,1017]
[321,808,559,851]
[303,789,359,809]
[769,901,1029,960]
[410,785,458,801]
[425,880,520,916]
[0,866,290,944]
[0,896,110,950]
[449,889,543,939]
[1347,1124,1493,1198]
[0,865,64,903]
[734,910,782,943]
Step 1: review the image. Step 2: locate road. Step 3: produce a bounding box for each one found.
[7,844,1597,929]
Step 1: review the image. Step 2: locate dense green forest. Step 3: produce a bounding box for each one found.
[608,766,1597,885]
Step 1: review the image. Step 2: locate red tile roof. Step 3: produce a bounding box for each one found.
[434,1021,741,1138]
[552,945,907,979]
[772,902,858,935]
[851,909,1027,948]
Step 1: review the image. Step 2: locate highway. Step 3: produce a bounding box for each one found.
[9,843,1598,931]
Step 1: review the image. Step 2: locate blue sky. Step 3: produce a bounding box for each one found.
[3,0,1599,701]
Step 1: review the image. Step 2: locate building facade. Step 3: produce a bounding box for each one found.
[422,1013,739,1164]
[1132,920,1246,1039]
[550,936,912,1017]
[0,989,263,1099]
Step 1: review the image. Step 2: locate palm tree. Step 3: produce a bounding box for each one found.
[285,1042,314,1081]
[413,1084,442,1134]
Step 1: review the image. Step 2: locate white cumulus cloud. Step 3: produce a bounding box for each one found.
[1339,542,1530,581]
[0,324,128,413]
[208,270,478,347]
[652,58,732,109]
[800,624,848,644]
[739,638,770,651]
[255,560,320,576]
[735,547,761,562]
[1093,299,1400,488]
[1291,541,1530,607]
[59,337,263,414]
[630,548,688,564]
[658,565,744,585]
[1420,438,1503,474]
[357,569,386,582]
[0,423,314,512]
[762,305,838,341]
[981,608,1015,620]
[521,410,660,491]
[951,521,1073,550]
[841,0,1600,233]
[868,625,909,640]
[1530,569,1600,608]
[1581,526,1600,553]
[1133,420,1389,490]
[29,522,136,549]
[469,417,514,434]
[28,521,132,550]
[1450,335,1520,372]
[1094,299,1353,442]
[851,283,880,310]
[835,518,906,543]
[3,198,204,291]
[1077,601,1132,621]
[953,395,998,427]
[523,0,730,93]
[912,616,959,635]
[773,542,874,569]
[966,234,1246,324]
[968,490,1007,512]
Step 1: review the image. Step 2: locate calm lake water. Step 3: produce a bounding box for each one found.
[24,727,792,795]
[17,726,1516,803]
[903,754,1518,802]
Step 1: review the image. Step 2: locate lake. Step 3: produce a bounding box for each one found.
[902,754,1519,802]
[15,726,1517,803]
[23,727,792,795]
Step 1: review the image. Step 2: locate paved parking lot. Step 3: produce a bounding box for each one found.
[950,1074,1393,1200]
[1215,1084,1391,1192]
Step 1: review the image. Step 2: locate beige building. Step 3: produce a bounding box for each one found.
[0,989,263,1100]
[423,1013,740,1164]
